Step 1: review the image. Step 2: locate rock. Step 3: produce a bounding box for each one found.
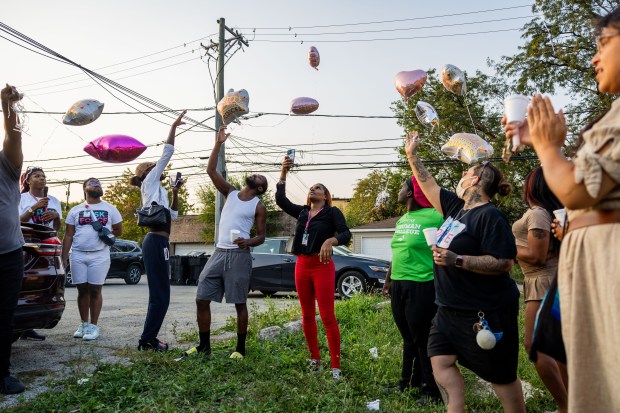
[283,320,302,334]
[258,326,282,341]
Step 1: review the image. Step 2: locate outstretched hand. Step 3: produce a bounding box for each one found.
[405,130,420,157]
[1,84,21,104]
[501,115,533,147]
[172,110,187,128]
[217,125,230,144]
[281,156,294,174]
[527,94,567,152]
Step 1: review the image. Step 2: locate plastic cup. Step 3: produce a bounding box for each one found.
[553,208,566,227]
[230,229,241,243]
[504,95,530,148]
[423,228,438,246]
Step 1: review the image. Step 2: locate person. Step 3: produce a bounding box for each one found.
[19,166,62,230]
[17,166,63,341]
[404,131,525,413]
[512,167,567,412]
[187,124,267,359]
[0,84,26,395]
[276,156,351,381]
[503,7,620,411]
[131,111,186,351]
[62,178,123,341]
[382,176,443,402]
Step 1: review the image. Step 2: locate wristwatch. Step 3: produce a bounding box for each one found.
[455,255,464,268]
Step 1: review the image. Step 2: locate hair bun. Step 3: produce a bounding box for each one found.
[497,181,512,197]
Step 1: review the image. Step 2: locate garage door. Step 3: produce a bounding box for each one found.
[361,237,392,261]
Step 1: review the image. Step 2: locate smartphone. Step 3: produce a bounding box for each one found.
[172,172,182,187]
[286,149,295,161]
[43,186,48,197]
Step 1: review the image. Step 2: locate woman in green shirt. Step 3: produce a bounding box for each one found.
[382,176,443,402]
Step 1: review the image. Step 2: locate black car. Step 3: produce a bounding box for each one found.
[65,239,145,286]
[14,223,66,340]
[250,237,390,298]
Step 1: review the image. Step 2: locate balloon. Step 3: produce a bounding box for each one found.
[441,64,467,96]
[374,190,389,209]
[84,135,147,163]
[308,46,320,70]
[290,97,319,115]
[62,99,104,126]
[217,89,250,125]
[441,133,493,164]
[394,70,427,101]
[415,101,439,129]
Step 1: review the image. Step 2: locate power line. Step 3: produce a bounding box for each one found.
[236,5,532,30]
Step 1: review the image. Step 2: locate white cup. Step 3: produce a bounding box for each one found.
[504,95,530,148]
[230,229,241,244]
[423,227,438,246]
[369,347,378,359]
[553,208,567,227]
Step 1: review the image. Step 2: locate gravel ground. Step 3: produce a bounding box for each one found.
[1,279,297,410]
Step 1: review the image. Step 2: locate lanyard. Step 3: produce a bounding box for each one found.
[304,208,323,234]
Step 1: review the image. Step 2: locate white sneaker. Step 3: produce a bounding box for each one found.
[83,324,99,341]
[73,322,89,338]
[332,368,342,381]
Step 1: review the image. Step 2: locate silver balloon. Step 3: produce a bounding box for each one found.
[63,99,104,126]
[441,64,467,96]
[415,101,439,129]
[374,190,389,208]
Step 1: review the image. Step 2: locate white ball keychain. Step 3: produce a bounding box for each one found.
[473,311,503,350]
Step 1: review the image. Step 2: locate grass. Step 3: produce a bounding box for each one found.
[8,294,557,412]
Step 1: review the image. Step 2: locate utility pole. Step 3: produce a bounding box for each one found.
[202,18,249,244]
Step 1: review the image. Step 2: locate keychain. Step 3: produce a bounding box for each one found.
[472,311,503,350]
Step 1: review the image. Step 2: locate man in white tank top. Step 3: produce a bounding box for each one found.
[186,125,267,360]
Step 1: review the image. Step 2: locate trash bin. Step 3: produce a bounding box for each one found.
[179,255,190,284]
[170,255,189,285]
[188,255,209,286]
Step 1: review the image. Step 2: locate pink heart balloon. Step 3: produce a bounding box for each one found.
[84,135,147,163]
[394,70,427,101]
[291,97,319,115]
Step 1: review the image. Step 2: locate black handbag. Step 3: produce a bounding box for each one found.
[90,220,116,246]
[137,202,168,227]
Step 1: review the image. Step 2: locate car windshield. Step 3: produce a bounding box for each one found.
[333,245,354,256]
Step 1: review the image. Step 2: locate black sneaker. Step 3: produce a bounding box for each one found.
[21,329,46,341]
[1,375,25,395]
[138,338,169,352]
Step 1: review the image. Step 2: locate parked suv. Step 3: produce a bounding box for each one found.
[65,239,144,286]
[13,223,66,340]
[250,237,390,298]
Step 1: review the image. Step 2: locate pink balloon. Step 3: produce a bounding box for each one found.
[84,135,147,163]
[394,70,427,101]
[291,97,319,115]
[308,46,320,70]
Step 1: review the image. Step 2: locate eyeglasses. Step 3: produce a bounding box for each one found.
[477,161,490,180]
[595,32,620,50]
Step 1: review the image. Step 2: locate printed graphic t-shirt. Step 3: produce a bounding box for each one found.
[19,192,63,228]
[65,201,122,251]
[390,208,444,282]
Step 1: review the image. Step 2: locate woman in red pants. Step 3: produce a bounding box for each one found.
[276,156,351,380]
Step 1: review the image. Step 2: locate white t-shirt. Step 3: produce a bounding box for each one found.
[65,201,122,252]
[19,192,63,228]
[140,143,178,220]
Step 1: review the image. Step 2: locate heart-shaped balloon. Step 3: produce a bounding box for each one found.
[84,135,147,163]
[441,133,493,164]
[394,70,427,101]
[308,46,320,70]
[415,101,439,129]
[217,89,250,125]
[441,64,467,96]
[290,97,319,115]
[63,99,104,126]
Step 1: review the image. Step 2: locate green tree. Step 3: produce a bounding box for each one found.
[104,165,192,243]
[196,176,283,243]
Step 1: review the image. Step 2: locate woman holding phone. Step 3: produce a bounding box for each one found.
[276,156,351,380]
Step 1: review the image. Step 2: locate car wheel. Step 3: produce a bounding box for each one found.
[260,290,278,297]
[65,265,75,287]
[336,271,366,299]
[124,264,142,285]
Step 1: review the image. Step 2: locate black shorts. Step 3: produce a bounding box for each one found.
[427,301,519,384]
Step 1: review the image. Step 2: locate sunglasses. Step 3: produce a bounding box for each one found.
[478,161,490,178]
[87,180,101,186]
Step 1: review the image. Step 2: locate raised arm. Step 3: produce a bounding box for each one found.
[207,125,236,197]
[1,84,23,169]
[275,156,304,218]
[166,110,187,146]
[404,131,443,215]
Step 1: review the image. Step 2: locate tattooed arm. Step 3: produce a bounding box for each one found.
[431,246,514,275]
[516,228,551,266]
[404,131,443,215]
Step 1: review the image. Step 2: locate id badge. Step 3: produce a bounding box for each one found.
[302,233,309,246]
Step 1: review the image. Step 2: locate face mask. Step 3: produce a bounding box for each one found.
[456,176,476,198]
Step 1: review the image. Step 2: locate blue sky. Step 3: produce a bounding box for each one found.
[2,0,539,206]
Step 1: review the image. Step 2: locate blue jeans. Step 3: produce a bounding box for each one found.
[140,234,170,342]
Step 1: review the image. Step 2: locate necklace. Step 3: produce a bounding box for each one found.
[455,202,489,221]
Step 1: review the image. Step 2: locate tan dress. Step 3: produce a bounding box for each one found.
[560,99,620,412]
[512,206,558,301]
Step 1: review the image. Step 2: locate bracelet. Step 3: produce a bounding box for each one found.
[277,180,286,185]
